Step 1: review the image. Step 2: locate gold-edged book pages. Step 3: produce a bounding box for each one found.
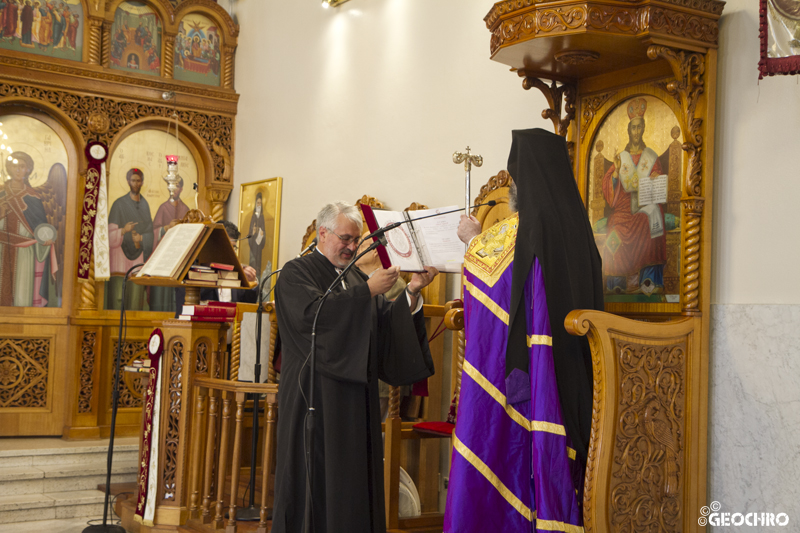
[137,223,207,279]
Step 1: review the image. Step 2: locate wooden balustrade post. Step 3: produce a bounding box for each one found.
[256,399,278,533]
[189,385,208,519]
[201,390,220,524]
[214,392,233,528]
[226,392,247,533]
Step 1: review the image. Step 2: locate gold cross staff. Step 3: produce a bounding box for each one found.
[453,146,483,214]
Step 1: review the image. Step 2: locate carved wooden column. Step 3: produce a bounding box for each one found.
[87,17,103,65]
[78,257,96,310]
[164,34,176,79]
[646,46,707,317]
[222,45,236,89]
[206,188,230,222]
[101,20,112,68]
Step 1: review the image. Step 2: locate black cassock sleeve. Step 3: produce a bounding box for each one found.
[276,255,434,386]
[376,294,434,386]
[276,257,373,384]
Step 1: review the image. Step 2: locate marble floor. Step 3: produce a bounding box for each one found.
[0,515,124,532]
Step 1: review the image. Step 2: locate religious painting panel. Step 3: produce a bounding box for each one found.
[110,1,162,76]
[174,13,221,87]
[759,0,800,77]
[585,94,684,311]
[0,0,83,61]
[104,128,198,312]
[236,177,282,294]
[0,114,68,308]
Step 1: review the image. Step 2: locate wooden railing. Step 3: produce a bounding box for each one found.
[187,377,279,533]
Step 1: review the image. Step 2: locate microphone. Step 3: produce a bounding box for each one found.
[359,200,496,244]
[237,233,253,241]
[297,237,317,258]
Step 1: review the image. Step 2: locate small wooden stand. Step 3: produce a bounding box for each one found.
[117,211,256,532]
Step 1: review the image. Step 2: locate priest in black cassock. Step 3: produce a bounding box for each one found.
[272,201,438,533]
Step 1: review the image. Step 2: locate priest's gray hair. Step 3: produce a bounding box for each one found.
[317,202,364,233]
[508,182,518,213]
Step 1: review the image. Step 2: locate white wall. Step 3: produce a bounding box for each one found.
[713,0,800,304]
[230,0,549,267]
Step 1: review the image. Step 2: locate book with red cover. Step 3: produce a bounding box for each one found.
[182,305,236,317]
[201,301,237,308]
[177,315,230,322]
[209,262,235,271]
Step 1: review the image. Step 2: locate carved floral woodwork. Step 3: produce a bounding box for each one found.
[0,338,50,408]
[163,339,185,502]
[610,339,686,532]
[0,82,234,185]
[485,0,723,57]
[566,311,704,533]
[111,340,148,409]
[519,74,576,140]
[79,330,98,413]
[196,339,210,375]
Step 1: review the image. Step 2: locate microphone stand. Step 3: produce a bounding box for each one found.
[303,237,385,533]
[83,263,144,533]
[236,268,282,522]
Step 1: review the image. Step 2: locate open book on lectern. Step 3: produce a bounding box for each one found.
[134,221,255,289]
[360,204,464,273]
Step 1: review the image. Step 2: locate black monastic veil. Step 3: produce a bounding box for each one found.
[505,128,604,463]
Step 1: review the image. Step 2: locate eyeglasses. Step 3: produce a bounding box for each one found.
[326,228,358,245]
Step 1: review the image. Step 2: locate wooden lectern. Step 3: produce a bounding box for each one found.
[117,211,257,532]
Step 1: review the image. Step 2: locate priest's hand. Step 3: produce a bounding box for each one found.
[457,215,482,245]
[408,266,438,294]
[367,266,400,297]
[242,264,258,283]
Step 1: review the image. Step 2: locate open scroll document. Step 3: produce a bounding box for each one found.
[137,223,206,279]
[362,205,464,273]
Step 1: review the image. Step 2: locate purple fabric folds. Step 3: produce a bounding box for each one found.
[444,258,584,532]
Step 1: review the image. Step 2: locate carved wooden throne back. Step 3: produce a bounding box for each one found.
[565,310,706,533]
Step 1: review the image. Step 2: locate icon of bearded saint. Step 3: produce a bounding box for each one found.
[0,152,67,307]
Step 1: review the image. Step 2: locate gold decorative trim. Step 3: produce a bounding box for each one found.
[527,335,553,347]
[453,434,534,521]
[464,281,509,324]
[462,360,567,436]
[536,519,584,533]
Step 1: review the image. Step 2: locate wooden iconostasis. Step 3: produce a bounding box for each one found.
[0,0,240,437]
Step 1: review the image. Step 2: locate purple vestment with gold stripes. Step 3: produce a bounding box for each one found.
[445,214,584,533]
